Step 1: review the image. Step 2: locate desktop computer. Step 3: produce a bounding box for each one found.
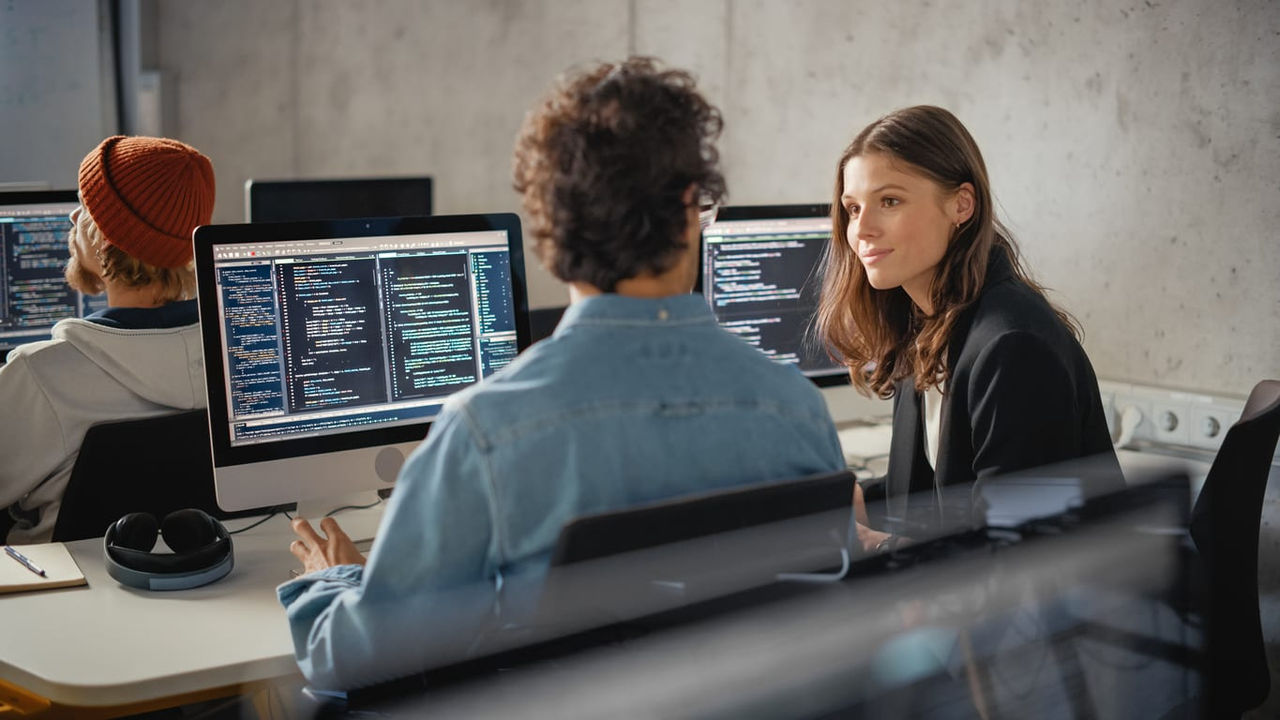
[193,213,530,514]
[699,204,888,425]
[699,204,846,385]
[0,191,108,359]
[244,177,433,223]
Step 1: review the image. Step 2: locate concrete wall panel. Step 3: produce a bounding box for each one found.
[150,0,1279,396]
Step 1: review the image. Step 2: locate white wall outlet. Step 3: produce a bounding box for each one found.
[1099,378,1247,454]
[1151,401,1190,446]
[1187,404,1240,452]
[1114,397,1153,447]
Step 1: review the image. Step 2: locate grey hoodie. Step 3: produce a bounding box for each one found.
[0,317,205,543]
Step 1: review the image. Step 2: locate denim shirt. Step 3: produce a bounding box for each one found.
[277,293,845,690]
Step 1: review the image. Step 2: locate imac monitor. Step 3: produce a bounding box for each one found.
[699,204,848,387]
[193,213,530,512]
[1,191,108,358]
[245,177,433,223]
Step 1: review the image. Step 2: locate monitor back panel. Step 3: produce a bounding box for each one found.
[245,177,433,223]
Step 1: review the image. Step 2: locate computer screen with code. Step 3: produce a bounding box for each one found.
[0,191,107,354]
[701,205,844,382]
[207,223,520,447]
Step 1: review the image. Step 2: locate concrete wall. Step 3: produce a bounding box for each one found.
[1,0,115,190]
[150,0,1279,398]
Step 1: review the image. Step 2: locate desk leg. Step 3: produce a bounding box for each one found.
[248,677,309,720]
[0,676,51,716]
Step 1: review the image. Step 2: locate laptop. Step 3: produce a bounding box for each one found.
[0,191,107,360]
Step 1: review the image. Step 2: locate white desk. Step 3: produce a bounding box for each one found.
[0,504,384,713]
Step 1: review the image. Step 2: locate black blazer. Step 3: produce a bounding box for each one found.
[883,248,1119,533]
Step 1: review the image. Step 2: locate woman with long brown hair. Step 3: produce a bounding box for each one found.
[817,106,1117,550]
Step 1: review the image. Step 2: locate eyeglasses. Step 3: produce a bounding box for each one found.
[697,201,719,232]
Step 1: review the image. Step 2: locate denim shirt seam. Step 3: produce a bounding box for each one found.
[483,398,831,445]
[564,316,717,329]
[458,402,507,568]
[455,396,494,453]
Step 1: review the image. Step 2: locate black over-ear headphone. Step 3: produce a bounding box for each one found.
[103,508,234,591]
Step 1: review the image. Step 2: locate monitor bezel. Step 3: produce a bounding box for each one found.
[193,213,530,467]
[697,203,849,388]
[244,176,434,223]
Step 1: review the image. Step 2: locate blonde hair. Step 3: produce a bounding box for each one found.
[65,208,195,304]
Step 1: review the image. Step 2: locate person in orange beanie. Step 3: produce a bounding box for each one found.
[1,136,216,543]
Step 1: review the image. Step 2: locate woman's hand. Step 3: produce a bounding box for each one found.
[289,517,367,574]
[856,522,893,554]
[853,481,890,552]
[853,481,871,527]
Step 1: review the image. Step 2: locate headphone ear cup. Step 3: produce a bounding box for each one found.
[160,508,219,554]
[105,508,233,590]
[112,512,160,552]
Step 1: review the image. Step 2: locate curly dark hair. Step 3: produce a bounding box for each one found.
[512,56,726,292]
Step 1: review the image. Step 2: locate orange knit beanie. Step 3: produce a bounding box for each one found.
[77,136,216,268]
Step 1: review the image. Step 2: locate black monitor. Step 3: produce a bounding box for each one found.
[193,213,529,512]
[0,191,108,357]
[244,177,434,223]
[699,204,847,386]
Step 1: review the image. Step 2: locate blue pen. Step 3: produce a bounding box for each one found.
[4,546,47,578]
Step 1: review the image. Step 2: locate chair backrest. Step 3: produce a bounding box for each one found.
[52,410,224,542]
[536,470,856,636]
[1189,379,1280,716]
[551,469,856,564]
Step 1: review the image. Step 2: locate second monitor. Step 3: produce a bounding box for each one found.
[700,204,847,386]
[244,176,434,223]
[1,191,108,358]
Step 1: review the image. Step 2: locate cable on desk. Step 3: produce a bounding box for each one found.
[277,497,384,523]
[325,497,383,517]
[226,511,284,535]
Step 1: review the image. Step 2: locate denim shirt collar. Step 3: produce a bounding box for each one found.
[555,293,716,333]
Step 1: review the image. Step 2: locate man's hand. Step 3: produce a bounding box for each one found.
[289,517,366,575]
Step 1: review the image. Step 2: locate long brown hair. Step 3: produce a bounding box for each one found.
[816,105,1078,399]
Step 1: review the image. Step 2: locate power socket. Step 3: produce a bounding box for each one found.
[1099,379,1244,453]
[1186,403,1239,451]
[1151,400,1190,446]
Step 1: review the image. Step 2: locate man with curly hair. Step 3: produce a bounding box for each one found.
[280,57,845,690]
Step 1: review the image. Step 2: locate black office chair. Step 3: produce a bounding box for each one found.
[324,469,859,714]
[51,410,238,542]
[1189,379,1280,717]
[536,469,857,636]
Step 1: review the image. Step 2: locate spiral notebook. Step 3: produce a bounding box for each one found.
[0,543,87,594]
